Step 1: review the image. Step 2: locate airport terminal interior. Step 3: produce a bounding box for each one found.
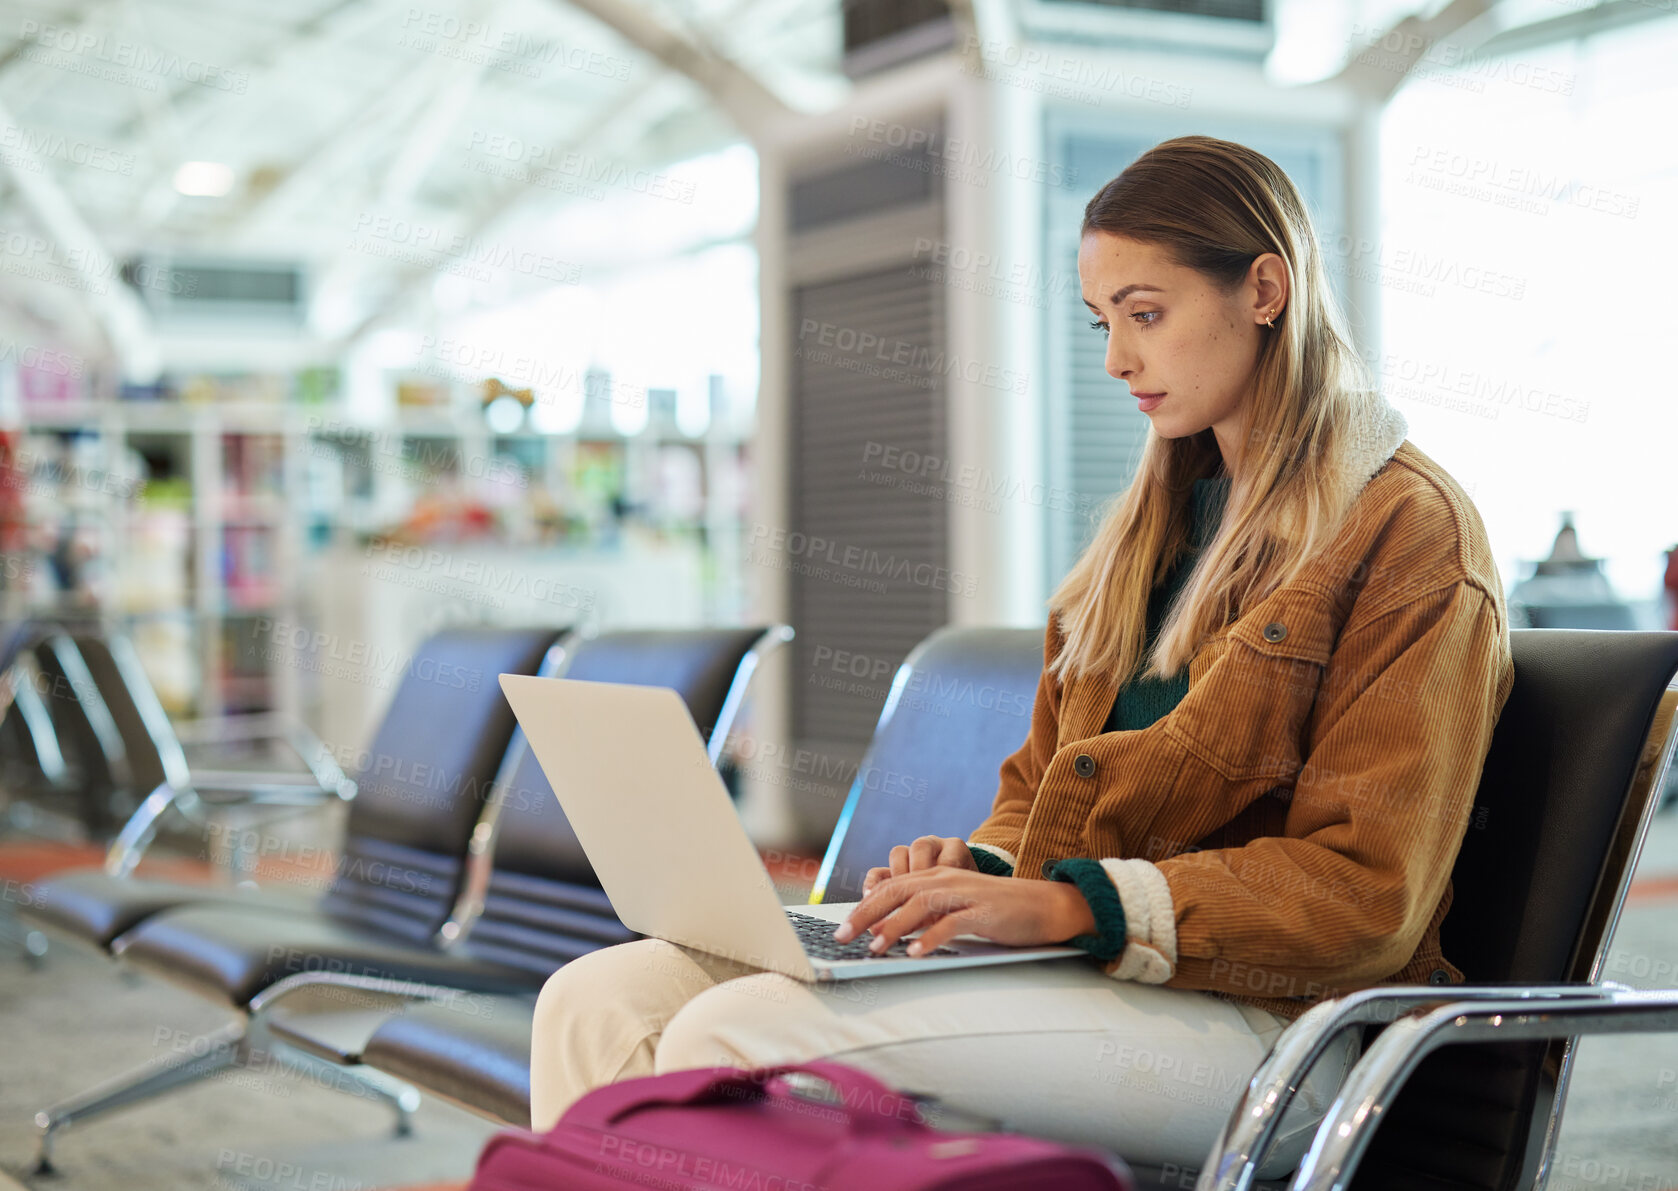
[3,0,1678,1186]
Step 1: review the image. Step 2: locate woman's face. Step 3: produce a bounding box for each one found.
[1078,231,1287,473]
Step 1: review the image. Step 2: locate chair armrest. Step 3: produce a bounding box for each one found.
[188,771,357,810]
[103,775,339,878]
[1196,983,1623,1191]
[171,711,291,744]
[104,781,193,878]
[174,713,356,800]
[1287,985,1678,1191]
[278,719,356,800]
[190,769,337,789]
[248,971,489,1019]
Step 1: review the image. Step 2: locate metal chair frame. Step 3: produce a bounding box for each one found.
[1193,648,1678,1190]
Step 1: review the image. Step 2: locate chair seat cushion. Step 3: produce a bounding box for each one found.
[361,994,536,1127]
[22,869,316,950]
[113,905,545,1008]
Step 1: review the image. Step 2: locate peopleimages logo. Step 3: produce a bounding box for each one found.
[796,318,1029,396]
[16,19,250,92]
[746,523,979,598]
[0,123,135,175]
[0,338,83,377]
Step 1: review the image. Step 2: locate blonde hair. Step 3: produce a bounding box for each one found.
[1048,134,1380,686]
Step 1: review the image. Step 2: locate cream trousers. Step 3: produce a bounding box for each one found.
[528,938,1360,1178]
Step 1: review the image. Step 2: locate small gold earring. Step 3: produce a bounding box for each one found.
[1263,310,1276,327]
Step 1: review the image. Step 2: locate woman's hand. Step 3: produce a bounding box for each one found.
[833,868,1097,956]
[861,835,979,896]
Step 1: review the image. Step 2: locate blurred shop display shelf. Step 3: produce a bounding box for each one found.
[299,538,707,756]
[20,401,751,444]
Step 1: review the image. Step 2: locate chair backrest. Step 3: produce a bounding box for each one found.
[449,626,791,978]
[809,625,1044,905]
[1523,602,1637,630]
[28,634,134,833]
[318,626,565,944]
[0,619,74,794]
[0,619,42,673]
[1353,628,1678,1190]
[70,634,187,807]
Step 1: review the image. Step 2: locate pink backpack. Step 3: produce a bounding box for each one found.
[469,1059,1133,1190]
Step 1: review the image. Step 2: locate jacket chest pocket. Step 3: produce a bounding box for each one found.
[1169,588,1340,782]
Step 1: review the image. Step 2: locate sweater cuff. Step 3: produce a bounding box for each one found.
[965,841,1016,877]
[1046,858,1127,964]
[1096,858,1178,984]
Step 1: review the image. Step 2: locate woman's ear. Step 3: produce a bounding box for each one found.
[1248,252,1290,325]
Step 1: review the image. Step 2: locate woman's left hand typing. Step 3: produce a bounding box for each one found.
[831,868,1097,956]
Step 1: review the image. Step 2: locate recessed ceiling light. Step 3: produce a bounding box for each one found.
[174,161,235,197]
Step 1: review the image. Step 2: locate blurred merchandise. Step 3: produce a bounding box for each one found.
[396,377,450,408]
[294,366,340,405]
[10,359,752,723]
[372,488,498,545]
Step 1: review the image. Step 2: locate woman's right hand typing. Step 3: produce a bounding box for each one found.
[862,835,979,894]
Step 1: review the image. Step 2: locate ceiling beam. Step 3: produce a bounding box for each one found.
[373,11,495,210]
[0,96,157,381]
[549,0,792,141]
[228,25,491,246]
[1331,0,1498,102]
[325,69,696,349]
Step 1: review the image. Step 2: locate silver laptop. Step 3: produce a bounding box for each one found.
[499,674,1085,982]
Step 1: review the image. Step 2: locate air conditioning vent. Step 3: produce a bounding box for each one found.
[1018,0,1272,53]
[122,257,307,325]
[1054,0,1262,20]
[842,0,955,77]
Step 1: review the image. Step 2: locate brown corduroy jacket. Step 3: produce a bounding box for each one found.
[967,422,1514,1022]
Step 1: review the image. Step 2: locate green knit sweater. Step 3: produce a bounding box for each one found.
[970,474,1231,962]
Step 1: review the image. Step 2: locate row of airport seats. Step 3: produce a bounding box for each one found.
[0,616,360,864]
[11,619,1678,1188]
[9,620,789,1170]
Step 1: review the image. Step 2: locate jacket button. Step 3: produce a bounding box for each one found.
[1073,753,1096,778]
[1427,969,1452,986]
[1040,858,1059,879]
[1262,622,1288,642]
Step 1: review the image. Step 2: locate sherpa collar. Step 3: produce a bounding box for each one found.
[1336,391,1409,512]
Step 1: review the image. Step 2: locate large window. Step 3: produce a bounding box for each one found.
[1379,16,1678,618]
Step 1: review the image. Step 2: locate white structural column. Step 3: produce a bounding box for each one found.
[737,146,800,850]
[942,36,1044,628]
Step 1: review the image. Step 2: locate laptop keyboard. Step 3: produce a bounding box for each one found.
[786,910,962,962]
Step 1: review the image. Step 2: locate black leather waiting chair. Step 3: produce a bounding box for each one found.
[806,625,1045,904]
[72,632,358,878]
[3,632,137,840]
[23,627,553,955]
[0,634,69,812]
[0,621,77,831]
[0,619,80,963]
[260,626,794,1125]
[26,625,566,1173]
[1178,627,1678,1189]
[314,625,1039,1127]
[30,625,787,1169]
